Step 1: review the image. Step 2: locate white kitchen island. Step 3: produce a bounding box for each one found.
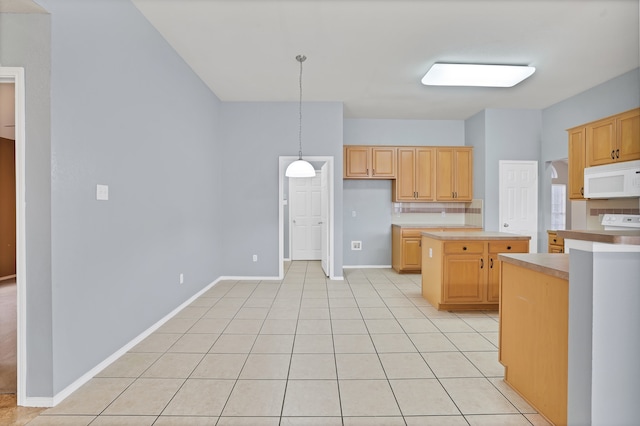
[557,229,640,426]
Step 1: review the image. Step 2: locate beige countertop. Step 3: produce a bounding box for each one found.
[421,231,531,241]
[499,253,569,280]
[392,224,482,229]
[557,230,640,246]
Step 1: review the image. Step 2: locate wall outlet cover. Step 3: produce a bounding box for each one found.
[351,241,362,250]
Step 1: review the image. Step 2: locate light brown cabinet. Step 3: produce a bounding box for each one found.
[343,145,396,179]
[500,257,569,426]
[392,226,481,273]
[547,230,565,253]
[435,147,473,201]
[392,147,435,201]
[585,108,640,167]
[422,233,529,310]
[567,126,586,200]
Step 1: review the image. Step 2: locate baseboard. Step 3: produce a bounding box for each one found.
[49,276,225,407]
[218,276,281,281]
[0,274,16,282]
[21,397,53,408]
[342,265,392,269]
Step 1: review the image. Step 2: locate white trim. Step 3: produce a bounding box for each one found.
[46,276,227,407]
[279,156,336,280]
[21,397,53,408]
[1,67,27,406]
[342,265,392,269]
[217,276,281,281]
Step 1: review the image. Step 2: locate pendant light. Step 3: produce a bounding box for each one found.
[285,54,316,178]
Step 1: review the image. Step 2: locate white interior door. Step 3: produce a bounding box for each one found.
[290,171,322,260]
[320,163,329,276]
[499,161,538,253]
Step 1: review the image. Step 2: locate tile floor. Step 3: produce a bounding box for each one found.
[28,262,551,425]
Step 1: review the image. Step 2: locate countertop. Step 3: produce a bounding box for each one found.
[499,253,569,280]
[392,224,482,229]
[421,231,531,241]
[557,230,640,246]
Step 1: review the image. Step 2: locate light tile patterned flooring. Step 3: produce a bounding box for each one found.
[28,262,551,425]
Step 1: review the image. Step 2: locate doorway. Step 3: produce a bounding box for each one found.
[0,67,26,406]
[279,157,334,279]
[289,169,323,261]
[499,160,538,253]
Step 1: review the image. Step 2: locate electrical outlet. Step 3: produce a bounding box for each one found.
[441,210,446,217]
[253,254,258,262]
[179,273,184,284]
[352,210,357,217]
[351,241,362,251]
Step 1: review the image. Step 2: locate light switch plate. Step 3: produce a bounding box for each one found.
[96,184,109,201]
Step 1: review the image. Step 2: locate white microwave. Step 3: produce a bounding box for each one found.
[584,159,640,199]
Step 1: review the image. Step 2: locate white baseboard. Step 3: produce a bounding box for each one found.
[0,274,16,282]
[218,276,281,281]
[342,265,392,269]
[48,276,225,407]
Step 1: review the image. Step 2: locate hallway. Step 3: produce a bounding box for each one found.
[25,262,548,425]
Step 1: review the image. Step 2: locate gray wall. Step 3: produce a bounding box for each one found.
[465,111,486,202]
[482,109,542,232]
[39,0,224,394]
[0,12,54,398]
[219,102,344,277]
[540,68,640,242]
[342,119,465,266]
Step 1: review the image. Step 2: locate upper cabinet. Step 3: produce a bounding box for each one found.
[435,147,473,201]
[567,126,586,200]
[392,147,435,201]
[585,108,640,167]
[344,146,396,179]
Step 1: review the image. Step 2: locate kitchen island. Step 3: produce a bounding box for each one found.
[500,230,640,426]
[420,231,530,310]
[499,253,569,426]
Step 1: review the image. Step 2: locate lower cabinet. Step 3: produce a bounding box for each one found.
[422,235,529,310]
[547,230,565,253]
[392,226,481,273]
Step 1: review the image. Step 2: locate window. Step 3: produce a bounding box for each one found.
[551,184,566,230]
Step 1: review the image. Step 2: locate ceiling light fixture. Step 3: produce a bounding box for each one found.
[285,54,316,178]
[421,63,536,87]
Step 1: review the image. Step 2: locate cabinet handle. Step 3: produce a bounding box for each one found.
[616,149,620,158]
[611,150,615,160]
[419,240,422,247]
[372,169,375,175]
[480,258,484,269]
[490,258,494,269]
[366,168,369,176]
[553,239,557,243]
[463,246,467,251]
[581,187,584,196]
[507,245,512,250]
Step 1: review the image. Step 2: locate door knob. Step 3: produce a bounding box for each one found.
[503,223,509,228]
[318,221,323,224]
[293,219,296,224]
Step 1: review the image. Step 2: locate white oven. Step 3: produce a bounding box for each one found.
[601,214,640,230]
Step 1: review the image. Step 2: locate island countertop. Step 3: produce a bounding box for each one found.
[557,230,640,245]
[392,224,481,229]
[499,253,569,280]
[421,231,531,241]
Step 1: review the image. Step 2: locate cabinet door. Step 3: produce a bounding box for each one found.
[344,146,370,178]
[436,148,455,201]
[371,147,396,178]
[586,118,616,166]
[617,109,640,163]
[487,255,500,303]
[568,127,586,199]
[402,238,422,270]
[454,148,473,200]
[394,148,417,200]
[415,148,435,201]
[443,254,485,303]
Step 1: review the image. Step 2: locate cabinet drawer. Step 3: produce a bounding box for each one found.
[488,241,529,254]
[402,229,426,238]
[548,234,564,246]
[444,241,484,254]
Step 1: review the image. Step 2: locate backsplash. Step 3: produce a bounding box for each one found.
[584,198,640,230]
[391,199,483,227]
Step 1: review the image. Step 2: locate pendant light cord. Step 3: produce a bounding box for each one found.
[296,54,306,160]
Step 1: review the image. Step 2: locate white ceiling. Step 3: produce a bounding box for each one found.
[4,0,640,120]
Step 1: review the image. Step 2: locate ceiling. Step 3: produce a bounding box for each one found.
[4,0,640,120]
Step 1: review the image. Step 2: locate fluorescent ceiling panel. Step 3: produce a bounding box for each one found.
[422,63,536,87]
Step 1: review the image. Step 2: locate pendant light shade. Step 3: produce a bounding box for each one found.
[286,54,316,178]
